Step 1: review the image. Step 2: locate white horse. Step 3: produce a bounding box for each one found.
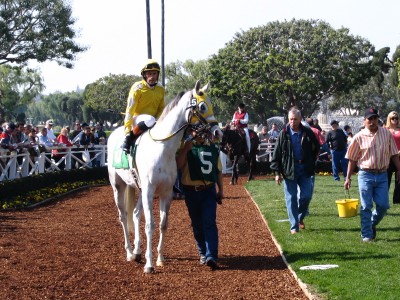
[107,81,221,273]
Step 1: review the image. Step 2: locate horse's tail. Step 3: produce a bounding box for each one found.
[125,185,136,234]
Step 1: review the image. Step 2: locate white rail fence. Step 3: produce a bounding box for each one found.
[1,142,276,181]
[0,145,107,182]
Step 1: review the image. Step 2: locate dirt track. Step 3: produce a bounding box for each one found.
[0,176,309,300]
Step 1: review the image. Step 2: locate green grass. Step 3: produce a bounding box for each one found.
[246,175,400,300]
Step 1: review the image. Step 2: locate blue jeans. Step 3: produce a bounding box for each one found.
[331,149,348,181]
[358,170,389,239]
[283,163,313,231]
[184,186,218,261]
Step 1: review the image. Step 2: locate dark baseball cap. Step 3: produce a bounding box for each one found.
[7,122,16,130]
[330,120,339,126]
[364,107,379,119]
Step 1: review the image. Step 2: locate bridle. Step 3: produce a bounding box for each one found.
[148,92,215,142]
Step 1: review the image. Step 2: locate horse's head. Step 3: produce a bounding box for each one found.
[186,80,222,139]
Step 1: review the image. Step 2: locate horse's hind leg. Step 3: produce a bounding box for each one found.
[127,186,142,263]
[112,183,135,261]
[156,197,172,267]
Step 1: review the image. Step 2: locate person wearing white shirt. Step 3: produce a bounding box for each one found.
[45,119,57,143]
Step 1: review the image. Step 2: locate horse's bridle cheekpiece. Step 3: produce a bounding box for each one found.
[149,85,216,142]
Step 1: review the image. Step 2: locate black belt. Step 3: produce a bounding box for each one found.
[183,184,214,191]
[360,168,387,174]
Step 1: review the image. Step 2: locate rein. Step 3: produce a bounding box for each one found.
[148,123,189,142]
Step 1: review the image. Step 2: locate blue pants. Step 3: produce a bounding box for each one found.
[358,170,389,239]
[331,149,348,181]
[184,186,218,261]
[283,163,313,231]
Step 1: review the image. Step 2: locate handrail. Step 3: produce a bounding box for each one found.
[1,141,276,180]
[0,145,107,182]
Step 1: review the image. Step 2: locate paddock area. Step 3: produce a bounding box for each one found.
[0,176,309,299]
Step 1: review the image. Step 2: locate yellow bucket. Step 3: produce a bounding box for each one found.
[335,199,359,218]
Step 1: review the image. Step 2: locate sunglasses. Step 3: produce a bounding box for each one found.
[391,117,398,120]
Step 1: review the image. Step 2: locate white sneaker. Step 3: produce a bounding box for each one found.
[362,237,374,242]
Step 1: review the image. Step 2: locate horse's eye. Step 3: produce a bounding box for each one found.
[198,101,208,114]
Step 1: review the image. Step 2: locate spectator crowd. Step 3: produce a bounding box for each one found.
[1,120,108,172]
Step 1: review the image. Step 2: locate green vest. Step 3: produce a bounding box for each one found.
[187,144,219,183]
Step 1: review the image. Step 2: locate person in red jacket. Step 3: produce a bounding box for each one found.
[231,103,250,153]
[52,127,73,170]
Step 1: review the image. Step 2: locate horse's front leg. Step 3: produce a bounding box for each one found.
[231,156,239,185]
[156,195,172,267]
[141,187,155,273]
[247,154,254,181]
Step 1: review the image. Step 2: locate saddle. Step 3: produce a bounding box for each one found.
[235,128,246,139]
[113,135,143,189]
[235,128,256,140]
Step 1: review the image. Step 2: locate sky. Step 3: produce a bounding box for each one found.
[35,0,400,94]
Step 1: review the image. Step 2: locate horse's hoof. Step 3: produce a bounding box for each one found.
[133,253,141,263]
[156,260,165,267]
[144,267,155,274]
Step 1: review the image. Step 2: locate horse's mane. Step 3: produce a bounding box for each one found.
[158,91,187,122]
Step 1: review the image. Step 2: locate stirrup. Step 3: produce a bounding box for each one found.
[129,168,141,190]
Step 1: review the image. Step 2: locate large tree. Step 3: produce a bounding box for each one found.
[0,0,86,67]
[25,91,84,126]
[165,60,209,98]
[0,65,43,123]
[208,19,379,123]
[83,74,139,124]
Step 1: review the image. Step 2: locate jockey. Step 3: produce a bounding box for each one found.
[232,103,251,152]
[122,59,166,154]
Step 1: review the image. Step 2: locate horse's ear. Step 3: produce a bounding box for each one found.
[194,80,201,94]
[194,80,211,95]
[202,82,211,93]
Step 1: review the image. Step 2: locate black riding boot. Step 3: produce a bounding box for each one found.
[122,122,149,154]
[122,132,133,154]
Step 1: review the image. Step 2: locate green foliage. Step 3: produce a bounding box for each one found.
[208,19,377,123]
[0,65,43,123]
[25,91,84,126]
[83,74,139,124]
[395,56,400,90]
[0,167,109,209]
[247,175,400,299]
[0,0,86,67]
[330,72,400,118]
[390,45,400,87]
[165,60,209,99]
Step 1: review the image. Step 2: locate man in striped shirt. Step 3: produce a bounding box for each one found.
[344,108,400,242]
